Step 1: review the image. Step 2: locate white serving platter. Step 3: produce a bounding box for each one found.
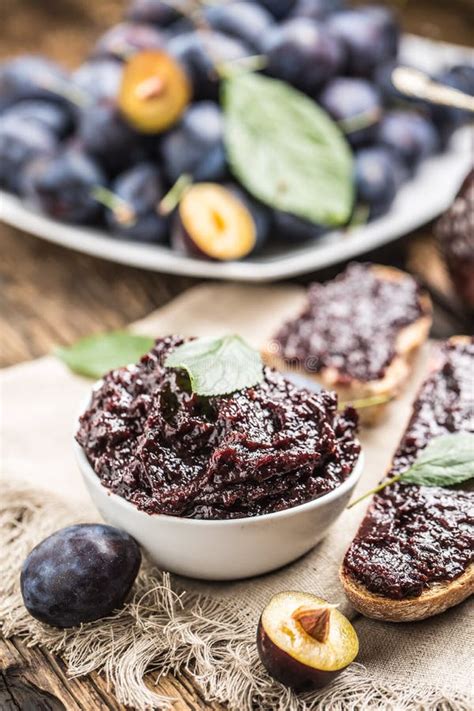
[1,35,472,282]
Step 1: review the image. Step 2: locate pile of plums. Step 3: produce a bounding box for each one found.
[0,0,473,261]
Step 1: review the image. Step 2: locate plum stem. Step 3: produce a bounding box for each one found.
[38,75,90,109]
[158,174,193,215]
[345,203,370,231]
[90,186,136,225]
[216,55,268,80]
[338,106,381,135]
[292,606,333,643]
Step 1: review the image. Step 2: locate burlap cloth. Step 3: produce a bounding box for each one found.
[1,284,472,710]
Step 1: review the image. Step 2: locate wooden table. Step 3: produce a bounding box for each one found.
[1,1,472,708]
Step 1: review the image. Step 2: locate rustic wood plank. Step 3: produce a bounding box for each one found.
[0,635,226,711]
[1,637,80,710]
[0,226,197,368]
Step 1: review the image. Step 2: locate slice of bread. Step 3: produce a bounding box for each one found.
[263,264,432,425]
[340,336,474,622]
[340,563,474,622]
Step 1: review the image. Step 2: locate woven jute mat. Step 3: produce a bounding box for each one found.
[1,284,472,710]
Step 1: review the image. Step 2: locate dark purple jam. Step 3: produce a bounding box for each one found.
[272,263,427,383]
[76,336,360,520]
[436,170,474,310]
[343,338,474,599]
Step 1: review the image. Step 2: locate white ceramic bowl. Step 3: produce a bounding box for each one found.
[75,437,363,581]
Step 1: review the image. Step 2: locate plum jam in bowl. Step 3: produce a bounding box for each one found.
[75,442,363,580]
[74,336,363,581]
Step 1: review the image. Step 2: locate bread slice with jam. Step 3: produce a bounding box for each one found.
[264,263,432,425]
[340,336,474,621]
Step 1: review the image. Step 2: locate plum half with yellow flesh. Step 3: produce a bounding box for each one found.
[257,591,359,691]
[173,183,256,261]
[119,50,190,133]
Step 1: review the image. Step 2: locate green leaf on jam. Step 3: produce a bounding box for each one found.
[402,433,474,486]
[223,72,354,227]
[165,334,263,397]
[56,331,154,378]
[348,433,474,508]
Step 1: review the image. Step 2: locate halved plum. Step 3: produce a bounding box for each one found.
[119,50,191,133]
[257,591,359,691]
[173,183,256,261]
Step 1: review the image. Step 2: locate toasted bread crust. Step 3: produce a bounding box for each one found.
[340,564,474,622]
[263,265,432,425]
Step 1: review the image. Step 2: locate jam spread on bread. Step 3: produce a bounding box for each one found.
[272,263,426,383]
[343,338,474,599]
[77,336,360,519]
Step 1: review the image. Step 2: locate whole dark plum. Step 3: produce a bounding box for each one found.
[319,77,382,147]
[73,58,123,104]
[290,0,345,21]
[226,182,273,252]
[126,0,181,27]
[274,210,326,242]
[78,101,145,176]
[0,55,73,112]
[263,18,343,96]
[249,0,296,20]
[355,146,407,218]
[204,2,274,52]
[359,6,399,59]
[2,99,73,139]
[160,101,227,184]
[377,110,440,171]
[168,30,250,100]
[21,149,106,224]
[326,8,399,77]
[21,524,141,628]
[106,162,168,243]
[0,114,56,193]
[165,17,195,40]
[92,22,166,60]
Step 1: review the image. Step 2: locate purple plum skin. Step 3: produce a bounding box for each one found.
[20,524,141,628]
[257,617,341,691]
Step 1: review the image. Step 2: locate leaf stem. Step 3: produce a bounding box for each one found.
[347,473,402,509]
[347,433,474,509]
